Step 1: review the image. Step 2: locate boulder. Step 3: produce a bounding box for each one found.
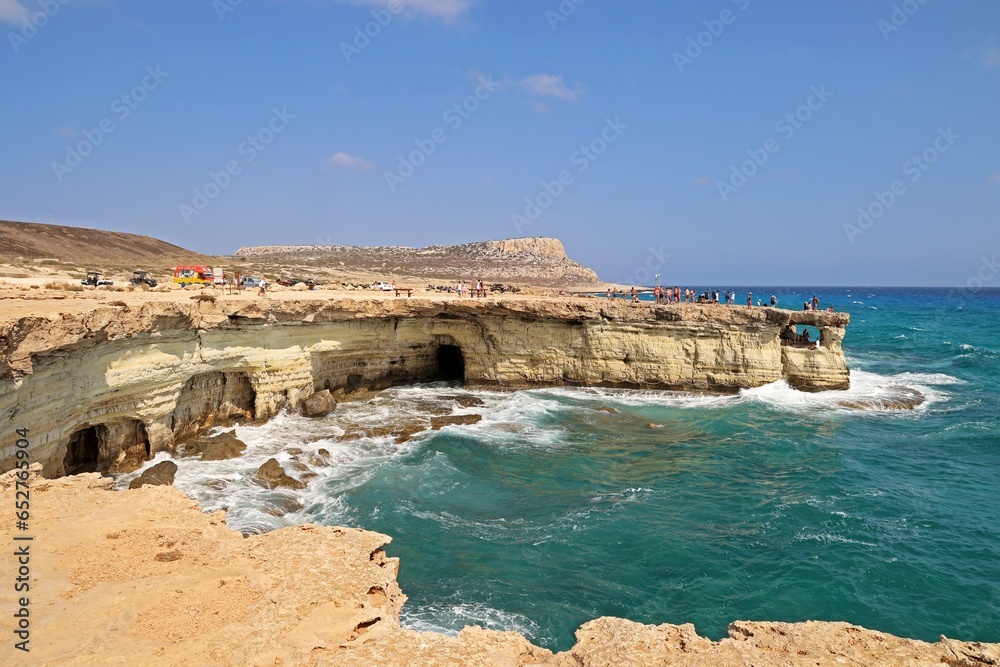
[302,390,337,418]
[430,414,483,430]
[255,458,306,490]
[129,460,179,489]
[180,432,247,461]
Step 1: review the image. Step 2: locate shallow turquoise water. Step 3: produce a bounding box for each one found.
[152,287,1000,651]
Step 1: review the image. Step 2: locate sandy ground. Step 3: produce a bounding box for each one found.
[0,274,615,323]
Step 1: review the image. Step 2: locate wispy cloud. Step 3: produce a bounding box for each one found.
[0,0,29,25]
[346,0,477,22]
[966,37,1000,69]
[692,176,716,188]
[517,74,586,101]
[328,151,375,171]
[983,46,1000,69]
[988,173,1000,183]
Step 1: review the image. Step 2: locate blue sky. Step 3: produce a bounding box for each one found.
[1,0,998,286]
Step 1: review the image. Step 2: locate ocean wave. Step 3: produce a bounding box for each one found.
[535,386,737,411]
[401,601,540,638]
[735,368,960,414]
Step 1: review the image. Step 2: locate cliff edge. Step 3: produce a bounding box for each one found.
[0,293,850,477]
[2,467,995,666]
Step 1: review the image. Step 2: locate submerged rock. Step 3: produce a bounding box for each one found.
[261,496,305,517]
[255,458,306,490]
[838,388,925,411]
[341,420,430,444]
[302,390,337,418]
[441,395,486,408]
[128,460,178,489]
[430,414,483,430]
[594,406,619,414]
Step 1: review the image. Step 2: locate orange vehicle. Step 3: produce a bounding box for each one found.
[173,265,214,286]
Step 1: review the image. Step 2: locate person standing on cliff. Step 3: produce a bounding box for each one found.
[812,295,820,311]
[747,292,753,308]
[770,294,778,308]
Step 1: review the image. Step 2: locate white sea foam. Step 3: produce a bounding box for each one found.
[401,601,540,638]
[114,364,965,534]
[735,368,961,414]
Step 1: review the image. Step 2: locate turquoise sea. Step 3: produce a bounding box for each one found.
[128,287,1000,651]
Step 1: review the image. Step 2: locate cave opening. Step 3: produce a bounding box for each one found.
[436,344,465,383]
[64,425,106,475]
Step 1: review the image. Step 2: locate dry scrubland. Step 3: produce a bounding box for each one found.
[0,221,608,292]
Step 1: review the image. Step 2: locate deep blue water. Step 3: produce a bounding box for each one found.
[151,287,1000,651]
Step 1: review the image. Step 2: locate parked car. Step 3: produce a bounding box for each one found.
[81,271,113,287]
[129,270,157,288]
[371,281,394,291]
[241,276,262,289]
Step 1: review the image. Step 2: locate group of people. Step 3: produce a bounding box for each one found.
[456,279,488,298]
[610,287,786,309]
[606,287,835,314]
[781,323,821,349]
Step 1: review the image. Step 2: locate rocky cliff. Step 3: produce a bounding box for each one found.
[2,467,995,666]
[232,237,602,287]
[0,295,849,477]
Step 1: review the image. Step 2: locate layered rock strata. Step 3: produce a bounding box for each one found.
[0,297,849,477]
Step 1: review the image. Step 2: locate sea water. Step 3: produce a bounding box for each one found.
[119,287,1000,651]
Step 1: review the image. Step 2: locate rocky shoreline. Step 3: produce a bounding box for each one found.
[2,465,996,666]
[0,292,849,477]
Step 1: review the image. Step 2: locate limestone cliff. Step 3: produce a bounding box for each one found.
[2,467,995,667]
[0,296,849,477]
[231,237,601,287]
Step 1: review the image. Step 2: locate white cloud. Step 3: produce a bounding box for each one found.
[347,0,476,22]
[983,46,1000,69]
[328,151,375,171]
[0,0,29,25]
[517,74,586,102]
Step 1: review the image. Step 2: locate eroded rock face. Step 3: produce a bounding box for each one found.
[0,297,850,476]
[128,460,178,489]
[301,389,337,418]
[255,458,306,490]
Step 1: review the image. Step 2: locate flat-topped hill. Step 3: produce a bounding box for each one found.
[234,237,601,287]
[0,220,210,267]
